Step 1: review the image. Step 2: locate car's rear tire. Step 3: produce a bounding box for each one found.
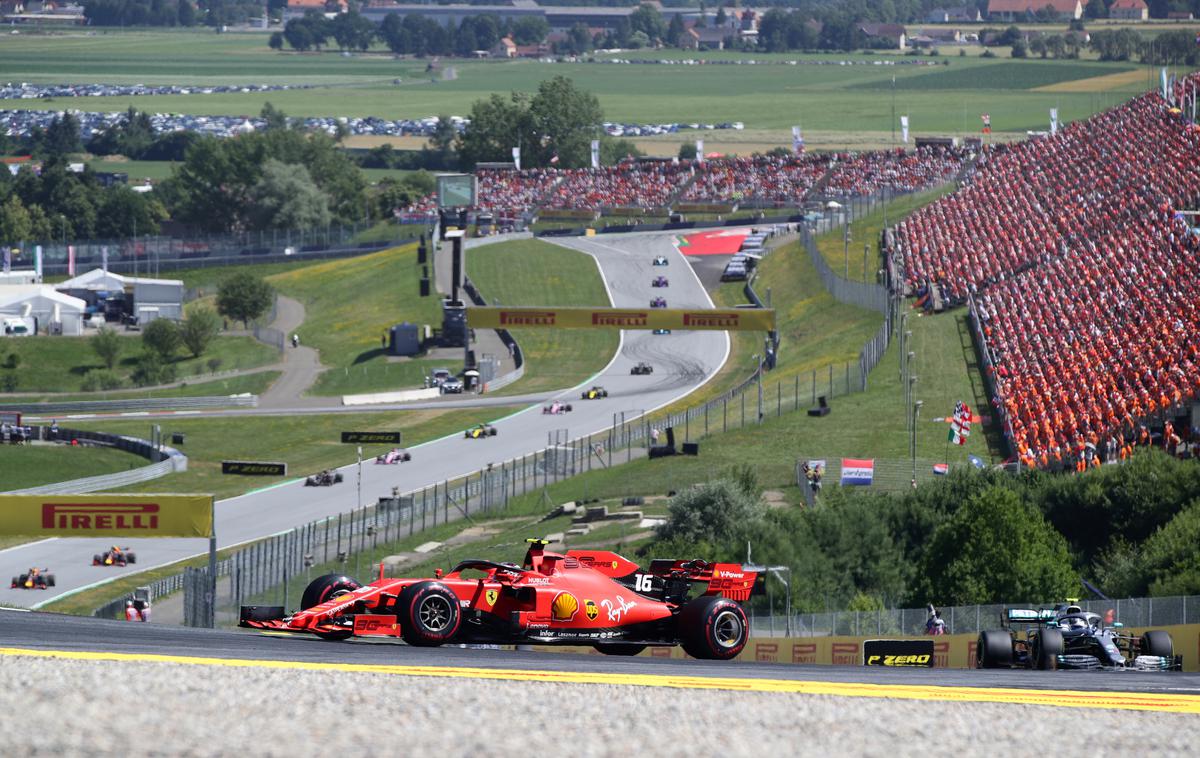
[300,574,361,611]
[398,582,460,647]
[1142,630,1173,658]
[594,643,646,656]
[1034,628,1063,670]
[977,630,1013,669]
[92,554,102,565]
[678,595,748,660]
[127,552,136,564]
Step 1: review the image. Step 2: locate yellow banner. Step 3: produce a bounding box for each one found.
[468,306,776,332]
[0,494,213,538]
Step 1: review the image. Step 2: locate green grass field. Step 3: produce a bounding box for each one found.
[0,443,148,490]
[0,31,1165,136]
[9,370,279,404]
[0,334,277,393]
[265,244,446,397]
[465,238,618,393]
[67,406,522,499]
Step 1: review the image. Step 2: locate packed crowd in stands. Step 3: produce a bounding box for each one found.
[679,155,830,204]
[540,162,692,210]
[475,168,560,218]
[891,81,1200,470]
[823,146,968,199]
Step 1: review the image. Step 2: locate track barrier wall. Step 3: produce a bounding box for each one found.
[5,425,186,495]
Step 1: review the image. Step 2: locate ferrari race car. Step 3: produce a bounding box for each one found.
[465,423,497,439]
[93,546,137,567]
[651,276,669,288]
[631,362,653,375]
[304,470,344,487]
[977,604,1182,671]
[581,386,608,400]
[11,568,55,589]
[375,448,412,464]
[240,539,763,659]
[543,401,573,415]
[653,255,668,266]
[650,296,667,308]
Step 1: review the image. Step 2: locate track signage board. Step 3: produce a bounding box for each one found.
[340,431,402,444]
[467,306,776,332]
[221,461,288,476]
[863,639,935,667]
[0,494,214,538]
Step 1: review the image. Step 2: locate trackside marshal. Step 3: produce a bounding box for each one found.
[0,494,214,538]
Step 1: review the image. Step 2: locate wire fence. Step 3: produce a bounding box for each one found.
[748,595,1200,638]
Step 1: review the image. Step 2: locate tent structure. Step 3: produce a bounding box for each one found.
[0,286,86,336]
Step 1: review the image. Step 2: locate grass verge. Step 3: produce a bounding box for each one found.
[10,370,279,404]
[0,443,147,490]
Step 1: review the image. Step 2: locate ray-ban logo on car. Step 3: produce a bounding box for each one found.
[42,503,159,530]
[683,312,739,328]
[592,311,648,327]
[500,310,556,325]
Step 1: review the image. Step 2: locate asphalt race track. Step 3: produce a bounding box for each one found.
[0,231,730,608]
[3,609,1199,702]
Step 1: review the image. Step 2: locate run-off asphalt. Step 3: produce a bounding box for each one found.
[4,656,1198,756]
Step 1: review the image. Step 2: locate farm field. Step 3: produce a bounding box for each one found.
[0,30,1166,138]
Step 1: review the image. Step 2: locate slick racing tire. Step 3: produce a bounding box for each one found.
[45,574,55,587]
[1142,630,1173,659]
[126,552,136,565]
[594,643,647,656]
[93,555,102,566]
[300,574,361,612]
[398,582,460,647]
[678,595,749,660]
[976,630,1013,669]
[1033,628,1063,670]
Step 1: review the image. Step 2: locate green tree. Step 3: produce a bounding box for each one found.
[178,0,196,26]
[260,101,289,131]
[250,159,332,230]
[652,478,765,554]
[511,16,549,45]
[91,326,122,370]
[456,92,535,169]
[916,486,1076,606]
[1084,0,1107,18]
[0,194,32,245]
[142,318,181,361]
[629,3,666,43]
[179,305,221,359]
[217,271,274,329]
[528,76,603,169]
[1011,39,1028,58]
[131,350,176,387]
[715,5,727,25]
[666,12,685,46]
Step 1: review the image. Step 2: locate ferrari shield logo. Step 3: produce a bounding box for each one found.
[585,599,598,621]
[485,589,498,607]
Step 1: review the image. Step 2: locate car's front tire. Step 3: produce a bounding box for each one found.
[398,582,461,647]
[977,630,1013,669]
[1033,628,1063,670]
[1142,630,1173,659]
[300,574,361,612]
[678,595,748,660]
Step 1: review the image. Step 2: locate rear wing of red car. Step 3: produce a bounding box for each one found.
[569,550,764,602]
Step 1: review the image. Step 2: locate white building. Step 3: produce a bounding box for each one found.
[0,286,86,336]
[57,268,184,324]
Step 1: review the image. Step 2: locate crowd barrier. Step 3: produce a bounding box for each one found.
[5,425,186,495]
[0,394,257,415]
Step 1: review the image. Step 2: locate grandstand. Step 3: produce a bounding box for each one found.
[889,79,1200,472]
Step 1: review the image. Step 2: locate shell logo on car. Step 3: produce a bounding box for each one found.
[552,591,579,621]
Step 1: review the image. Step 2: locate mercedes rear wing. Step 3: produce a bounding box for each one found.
[1003,608,1057,627]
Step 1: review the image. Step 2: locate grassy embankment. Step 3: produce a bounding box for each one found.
[465,238,618,393]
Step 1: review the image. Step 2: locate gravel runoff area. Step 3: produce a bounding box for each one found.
[3,656,1199,756]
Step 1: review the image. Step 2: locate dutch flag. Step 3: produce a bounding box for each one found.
[840,458,874,486]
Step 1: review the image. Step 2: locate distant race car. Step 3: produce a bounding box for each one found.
[977,604,1182,671]
[304,471,344,487]
[631,362,653,375]
[465,423,497,439]
[543,401,573,415]
[653,256,669,266]
[11,568,55,590]
[580,386,608,400]
[240,539,763,659]
[653,329,671,335]
[93,546,137,567]
[650,297,667,308]
[374,448,412,464]
[651,276,669,288]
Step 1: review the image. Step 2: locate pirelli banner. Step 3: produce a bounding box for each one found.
[468,307,776,332]
[0,494,214,538]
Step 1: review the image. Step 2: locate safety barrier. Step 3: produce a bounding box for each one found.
[0,394,258,415]
[6,425,186,495]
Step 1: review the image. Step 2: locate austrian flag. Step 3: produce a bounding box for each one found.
[949,401,972,445]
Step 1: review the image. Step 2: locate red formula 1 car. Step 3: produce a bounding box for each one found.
[11,567,55,589]
[93,546,137,567]
[240,539,763,659]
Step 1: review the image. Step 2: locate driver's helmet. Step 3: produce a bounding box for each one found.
[112,546,121,553]
[29,567,38,576]
[1060,616,1087,631]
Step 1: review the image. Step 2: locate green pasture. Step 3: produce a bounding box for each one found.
[67,405,522,500]
[1,31,1166,133]
[0,334,277,393]
[0,443,148,491]
[265,243,446,397]
[465,238,618,393]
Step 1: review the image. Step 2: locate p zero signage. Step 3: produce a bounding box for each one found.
[0,494,213,538]
[467,307,776,332]
[863,639,936,667]
[340,431,402,445]
[222,460,288,476]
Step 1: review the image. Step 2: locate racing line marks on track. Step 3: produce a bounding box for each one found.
[1,647,1197,714]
